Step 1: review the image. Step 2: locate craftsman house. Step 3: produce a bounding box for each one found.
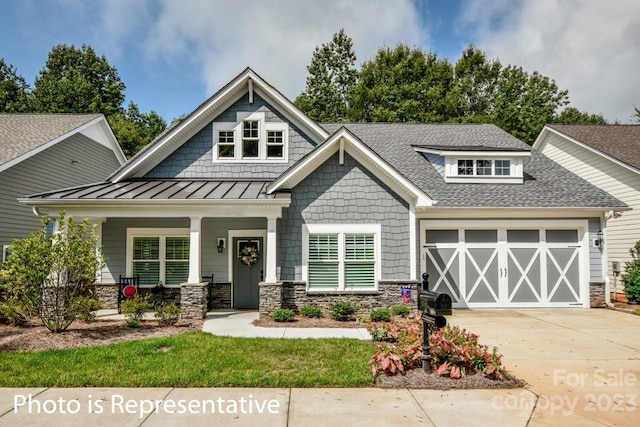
[21,69,627,318]
[1,114,125,261]
[534,124,640,292]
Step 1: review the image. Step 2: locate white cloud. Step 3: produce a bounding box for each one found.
[461,0,640,123]
[137,0,424,100]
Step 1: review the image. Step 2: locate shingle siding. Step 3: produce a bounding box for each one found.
[278,152,411,281]
[0,134,121,248]
[145,93,317,179]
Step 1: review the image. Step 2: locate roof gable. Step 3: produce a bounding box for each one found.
[0,114,125,172]
[535,124,640,173]
[110,68,329,182]
[268,126,434,207]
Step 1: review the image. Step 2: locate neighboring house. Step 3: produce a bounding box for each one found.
[21,69,627,318]
[0,114,126,260]
[534,124,640,292]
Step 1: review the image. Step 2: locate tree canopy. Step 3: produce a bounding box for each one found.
[108,102,167,158]
[0,44,166,156]
[294,29,357,122]
[32,44,126,116]
[0,59,31,112]
[296,35,609,144]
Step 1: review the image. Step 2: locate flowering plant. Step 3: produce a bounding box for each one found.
[237,246,259,266]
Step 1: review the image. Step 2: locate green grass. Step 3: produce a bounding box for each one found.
[0,332,377,387]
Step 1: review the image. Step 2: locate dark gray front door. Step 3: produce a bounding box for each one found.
[233,238,263,309]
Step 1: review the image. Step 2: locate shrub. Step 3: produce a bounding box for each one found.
[121,295,153,322]
[429,325,505,380]
[0,212,104,332]
[69,296,101,322]
[370,308,391,322]
[368,315,506,380]
[328,300,359,321]
[154,303,181,326]
[0,301,31,326]
[391,305,411,317]
[622,241,640,304]
[300,305,322,318]
[271,308,295,322]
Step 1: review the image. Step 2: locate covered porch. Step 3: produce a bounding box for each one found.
[23,179,290,318]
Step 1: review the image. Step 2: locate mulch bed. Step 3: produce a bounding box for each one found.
[253,315,366,328]
[0,319,202,353]
[376,368,526,389]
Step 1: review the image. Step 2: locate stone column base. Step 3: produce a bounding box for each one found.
[180,282,207,319]
[259,282,283,318]
[93,283,119,309]
[589,282,606,308]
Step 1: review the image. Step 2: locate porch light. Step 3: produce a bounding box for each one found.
[217,238,226,253]
[596,230,604,247]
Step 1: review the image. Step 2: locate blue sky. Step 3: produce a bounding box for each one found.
[1,0,639,123]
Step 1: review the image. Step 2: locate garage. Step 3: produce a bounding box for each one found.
[420,220,589,308]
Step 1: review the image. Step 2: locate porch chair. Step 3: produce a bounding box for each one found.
[117,274,140,313]
[202,274,215,310]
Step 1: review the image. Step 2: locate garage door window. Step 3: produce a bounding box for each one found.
[546,230,578,243]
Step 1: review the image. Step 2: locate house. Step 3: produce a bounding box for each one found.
[20,69,628,318]
[534,124,640,295]
[1,114,126,260]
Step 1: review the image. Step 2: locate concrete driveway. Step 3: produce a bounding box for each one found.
[449,309,640,426]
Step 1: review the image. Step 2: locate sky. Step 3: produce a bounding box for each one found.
[1,0,639,124]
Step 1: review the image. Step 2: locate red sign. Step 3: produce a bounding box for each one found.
[122,285,137,298]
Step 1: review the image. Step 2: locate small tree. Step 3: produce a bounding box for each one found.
[622,241,640,304]
[0,212,104,332]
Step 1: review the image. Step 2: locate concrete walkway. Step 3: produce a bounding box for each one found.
[202,310,372,340]
[2,308,638,426]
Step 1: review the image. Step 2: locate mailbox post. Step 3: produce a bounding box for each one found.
[419,272,451,373]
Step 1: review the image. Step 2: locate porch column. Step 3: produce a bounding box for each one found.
[188,216,202,283]
[265,216,278,283]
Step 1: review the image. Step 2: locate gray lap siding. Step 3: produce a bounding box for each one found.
[277,152,411,282]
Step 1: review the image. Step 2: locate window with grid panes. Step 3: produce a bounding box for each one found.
[242,120,259,158]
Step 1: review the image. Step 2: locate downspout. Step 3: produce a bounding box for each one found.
[603,210,618,308]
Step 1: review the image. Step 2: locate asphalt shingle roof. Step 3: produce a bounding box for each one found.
[548,124,640,171]
[0,114,101,166]
[322,123,627,209]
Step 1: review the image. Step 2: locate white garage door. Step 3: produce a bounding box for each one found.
[421,220,588,308]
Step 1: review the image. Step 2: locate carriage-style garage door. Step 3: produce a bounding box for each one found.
[420,220,589,308]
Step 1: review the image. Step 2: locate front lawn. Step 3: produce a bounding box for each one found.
[0,332,377,387]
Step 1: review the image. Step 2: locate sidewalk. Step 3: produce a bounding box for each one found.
[0,387,536,426]
[202,310,372,340]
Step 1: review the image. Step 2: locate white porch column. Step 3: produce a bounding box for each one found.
[188,216,202,283]
[265,216,278,282]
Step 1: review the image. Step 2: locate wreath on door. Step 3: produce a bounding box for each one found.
[238,246,260,266]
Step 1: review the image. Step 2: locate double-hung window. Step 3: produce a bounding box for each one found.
[212,112,288,162]
[128,229,190,286]
[242,120,259,158]
[304,225,380,291]
[217,130,235,158]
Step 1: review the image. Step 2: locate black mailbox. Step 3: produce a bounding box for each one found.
[418,273,452,316]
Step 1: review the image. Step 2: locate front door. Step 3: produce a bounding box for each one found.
[233,238,263,309]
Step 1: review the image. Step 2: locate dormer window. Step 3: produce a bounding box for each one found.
[413,145,530,184]
[213,112,288,162]
[457,159,511,177]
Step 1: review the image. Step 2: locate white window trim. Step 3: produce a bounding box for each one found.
[2,245,11,263]
[444,156,524,183]
[212,111,289,163]
[302,224,381,292]
[126,228,190,287]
